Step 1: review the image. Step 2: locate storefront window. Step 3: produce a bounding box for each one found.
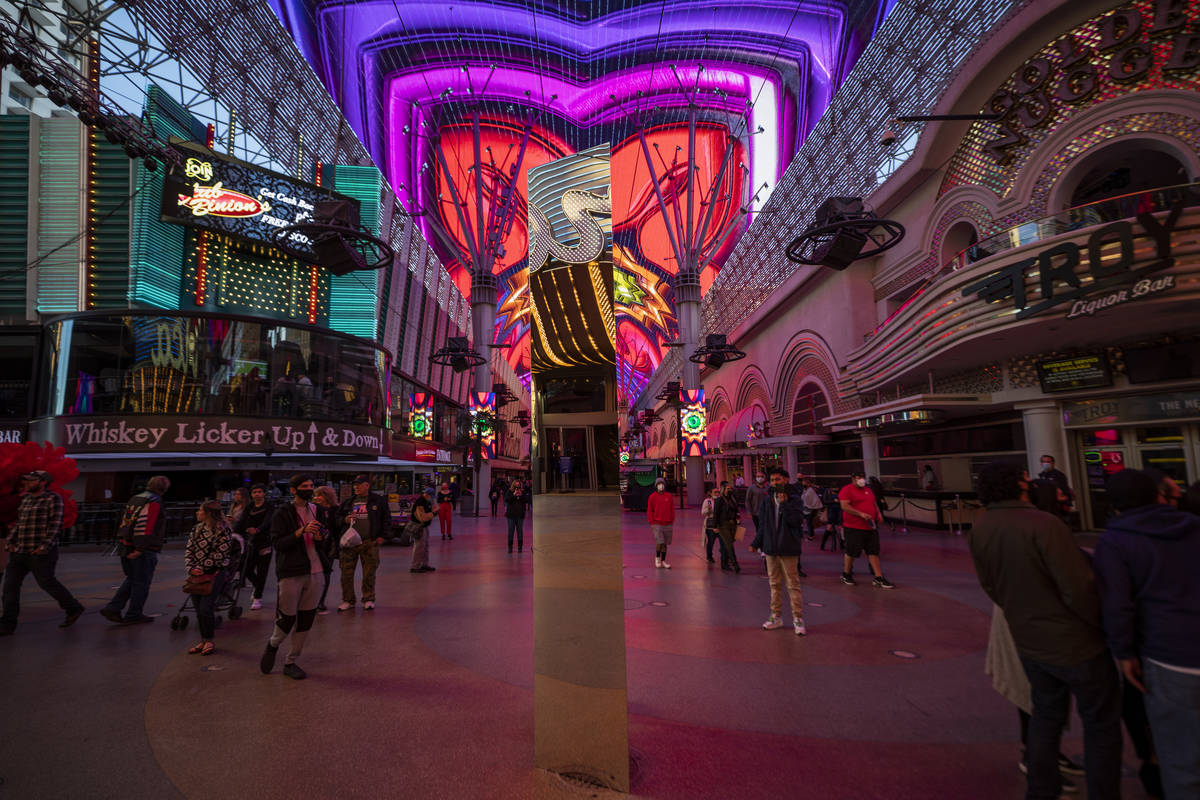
[1081,429,1122,447]
[1136,426,1184,445]
[38,312,389,426]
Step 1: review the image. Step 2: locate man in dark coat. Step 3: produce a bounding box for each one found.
[749,480,806,635]
[968,462,1120,800]
[504,479,530,553]
[1095,469,1200,800]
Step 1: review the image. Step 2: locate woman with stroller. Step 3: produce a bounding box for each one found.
[184,500,234,656]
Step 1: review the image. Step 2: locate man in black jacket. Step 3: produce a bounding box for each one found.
[260,474,330,680]
[969,462,1120,800]
[235,483,274,610]
[749,482,806,635]
[504,479,529,553]
[335,474,390,611]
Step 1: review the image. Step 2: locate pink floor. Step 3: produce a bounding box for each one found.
[0,501,1149,798]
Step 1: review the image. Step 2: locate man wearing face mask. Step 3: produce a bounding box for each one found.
[260,474,329,680]
[838,472,894,588]
[1030,456,1074,519]
[646,478,675,569]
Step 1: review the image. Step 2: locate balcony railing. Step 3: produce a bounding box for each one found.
[867,181,1200,341]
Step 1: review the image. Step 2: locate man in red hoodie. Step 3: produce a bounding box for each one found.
[646,478,675,569]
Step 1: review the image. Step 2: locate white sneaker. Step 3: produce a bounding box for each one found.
[364,601,375,610]
[794,619,807,636]
[337,602,353,612]
[250,599,263,610]
[660,560,671,569]
[762,616,783,630]
[654,557,663,569]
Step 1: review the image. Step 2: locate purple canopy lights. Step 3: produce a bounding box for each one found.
[269,0,890,391]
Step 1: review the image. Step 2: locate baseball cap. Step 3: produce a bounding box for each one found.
[423,486,437,496]
[22,470,52,482]
[353,474,370,484]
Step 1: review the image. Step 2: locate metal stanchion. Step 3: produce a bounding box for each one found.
[954,493,963,536]
[898,493,908,533]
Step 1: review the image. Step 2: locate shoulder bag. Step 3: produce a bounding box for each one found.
[182,572,215,595]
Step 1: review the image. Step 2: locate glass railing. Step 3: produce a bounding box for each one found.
[866,181,1200,341]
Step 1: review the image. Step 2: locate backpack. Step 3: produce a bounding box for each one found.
[116,494,154,543]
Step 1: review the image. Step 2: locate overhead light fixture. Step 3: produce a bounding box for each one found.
[689,333,746,369]
[786,197,905,270]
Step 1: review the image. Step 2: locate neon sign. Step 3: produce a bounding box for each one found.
[468,391,496,460]
[680,388,707,457]
[408,392,435,441]
[177,182,269,218]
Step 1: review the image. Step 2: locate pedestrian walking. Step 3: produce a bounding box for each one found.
[0,471,84,635]
[489,479,503,517]
[969,462,1121,800]
[312,486,340,612]
[409,487,437,572]
[504,479,529,553]
[101,475,170,625]
[767,468,805,577]
[184,500,234,656]
[749,481,807,635]
[336,474,390,612]
[437,482,455,540]
[745,472,767,539]
[226,486,250,528]
[701,486,720,564]
[801,480,824,542]
[838,472,895,588]
[260,474,330,680]
[235,484,274,611]
[647,478,675,569]
[714,482,741,572]
[821,485,843,551]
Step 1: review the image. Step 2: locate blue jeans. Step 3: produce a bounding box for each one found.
[1,549,83,630]
[506,517,524,550]
[1144,659,1200,799]
[193,571,227,641]
[104,549,159,619]
[1020,651,1123,800]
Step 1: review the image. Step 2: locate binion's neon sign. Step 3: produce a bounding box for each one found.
[177,182,271,218]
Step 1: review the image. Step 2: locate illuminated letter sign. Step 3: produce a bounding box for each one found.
[408,392,434,440]
[177,182,270,218]
[468,391,496,460]
[680,388,707,457]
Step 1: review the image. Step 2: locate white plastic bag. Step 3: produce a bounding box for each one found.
[340,523,362,548]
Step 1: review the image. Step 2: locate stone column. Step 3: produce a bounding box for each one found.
[861,431,880,479]
[785,445,799,479]
[1018,401,1071,485]
[715,457,728,484]
[676,269,704,507]
[471,274,496,513]
[742,454,755,482]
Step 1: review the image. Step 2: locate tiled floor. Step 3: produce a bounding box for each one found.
[0,499,1148,798]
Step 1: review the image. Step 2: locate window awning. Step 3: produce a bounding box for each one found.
[706,417,726,451]
[720,405,768,446]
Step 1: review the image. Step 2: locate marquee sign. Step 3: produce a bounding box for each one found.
[408,392,435,440]
[680,388,707,457]
[983,0,1200,164]
[962,203,1184,320]
[468,391,496,460]
[31,415,385,456]
[160,139,358,259]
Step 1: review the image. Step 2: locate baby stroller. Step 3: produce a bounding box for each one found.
[169,533,247,631]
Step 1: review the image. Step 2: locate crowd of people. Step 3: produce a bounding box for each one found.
[0,471,531,679]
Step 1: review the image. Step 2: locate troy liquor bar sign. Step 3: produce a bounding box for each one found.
[962,203,1186,320]
[29,415,385,456]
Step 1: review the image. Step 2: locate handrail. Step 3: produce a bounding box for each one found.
[867,181,1200,341]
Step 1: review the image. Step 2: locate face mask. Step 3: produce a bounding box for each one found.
[756,477,764,484]
[1040,463,1052,472]
[296,488,314,501]
[656,484,665,492]
[854,479,866,488]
